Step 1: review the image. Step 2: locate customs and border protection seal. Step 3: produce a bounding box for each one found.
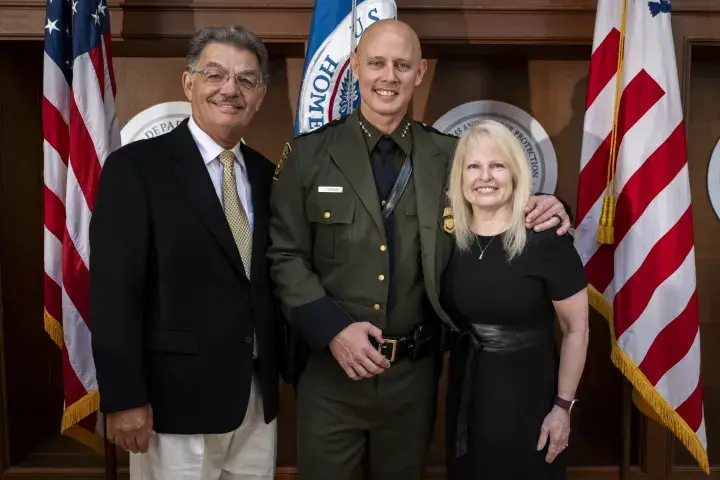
[433,100,558,194]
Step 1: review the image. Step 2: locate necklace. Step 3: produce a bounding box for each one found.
[474,234,496,260]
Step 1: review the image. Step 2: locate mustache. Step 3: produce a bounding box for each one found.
[210,96,245,108]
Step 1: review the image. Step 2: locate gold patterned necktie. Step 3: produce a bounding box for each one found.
[219,150,253,279]
[219,150,257,357]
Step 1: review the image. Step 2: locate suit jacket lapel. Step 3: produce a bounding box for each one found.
[242,144,270,285]
[168,121,246,280]
[327,114,384,233]
[411,122,449,305]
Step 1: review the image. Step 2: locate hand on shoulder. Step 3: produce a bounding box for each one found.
[524,194,573,235]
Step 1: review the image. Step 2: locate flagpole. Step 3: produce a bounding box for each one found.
[347,0,357,116]
[620,378,632,480]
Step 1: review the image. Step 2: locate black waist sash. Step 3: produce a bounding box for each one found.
[453,324,551,458]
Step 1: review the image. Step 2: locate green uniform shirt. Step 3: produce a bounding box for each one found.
[356,111,427,336]
[268,108,459,350]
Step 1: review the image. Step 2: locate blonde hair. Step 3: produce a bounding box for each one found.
[447,119,532,261]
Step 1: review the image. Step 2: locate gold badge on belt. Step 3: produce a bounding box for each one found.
[443,207,454,234]
[274,142,291,182]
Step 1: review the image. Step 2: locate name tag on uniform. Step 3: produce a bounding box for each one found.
[318,186,343,193]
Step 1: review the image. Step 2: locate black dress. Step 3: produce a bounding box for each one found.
[440,227,587,480]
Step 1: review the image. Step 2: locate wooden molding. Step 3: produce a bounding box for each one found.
[7,0,720,12]
[3,0,719,42]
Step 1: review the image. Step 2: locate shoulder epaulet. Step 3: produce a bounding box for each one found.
[293,115,349,140]
[419,122,458,139]
[273,141,291,182]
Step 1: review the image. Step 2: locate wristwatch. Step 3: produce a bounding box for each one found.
[554,396,578,413]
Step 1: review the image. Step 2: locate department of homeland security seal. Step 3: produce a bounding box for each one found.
[433,100,558,194]
[296,0,397,134]
[120,101,192,145]
[709,138,720,220]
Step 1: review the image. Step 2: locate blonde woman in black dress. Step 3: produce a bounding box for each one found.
[441,120,589,479]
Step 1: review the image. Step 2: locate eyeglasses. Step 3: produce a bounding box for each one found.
[194,67,263,92]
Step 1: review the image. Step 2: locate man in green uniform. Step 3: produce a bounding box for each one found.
[268,19,571,480]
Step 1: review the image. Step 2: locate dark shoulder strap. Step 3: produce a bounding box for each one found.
[381,156,413,220]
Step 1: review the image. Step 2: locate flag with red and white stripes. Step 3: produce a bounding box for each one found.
[42,0,119,449]
[575,0,708,472]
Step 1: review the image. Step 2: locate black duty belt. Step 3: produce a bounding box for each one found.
[369,321,443,363]
[451,324,551,458]
[369,334,415,363]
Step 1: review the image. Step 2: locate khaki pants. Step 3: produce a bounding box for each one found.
[130,377,277,480]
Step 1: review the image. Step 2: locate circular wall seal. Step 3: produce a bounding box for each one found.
[709,138,720,220]
[121,101,192,145]
[433,100,558,194]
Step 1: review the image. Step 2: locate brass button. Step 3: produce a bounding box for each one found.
[378,274,385,281]
[373,304,381,310]
[381,200,387,207]
[380,245,387,252]
[323,211,331,219]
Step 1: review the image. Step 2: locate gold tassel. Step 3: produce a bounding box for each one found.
[595,0,627,246]
[596,195,615,244]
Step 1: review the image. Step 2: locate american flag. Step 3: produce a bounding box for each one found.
[42,0,120,449]
[575,0,708,473]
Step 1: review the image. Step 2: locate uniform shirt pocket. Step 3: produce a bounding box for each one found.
[307,193,356,262]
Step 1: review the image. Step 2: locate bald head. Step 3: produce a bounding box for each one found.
[350,19,427,132]
[356,19,422,62]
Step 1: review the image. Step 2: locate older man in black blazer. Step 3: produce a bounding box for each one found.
[89,25,282,479]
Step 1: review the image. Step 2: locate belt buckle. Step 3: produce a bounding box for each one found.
[378,339,397,362]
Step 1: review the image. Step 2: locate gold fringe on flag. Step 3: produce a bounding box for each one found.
[44,309,104,452]
[60,389,100,434]
[44,308,64,349]
[597,0,628,245]
[588,286,710,475]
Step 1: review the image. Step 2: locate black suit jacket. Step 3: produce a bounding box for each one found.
[89,120,281,434]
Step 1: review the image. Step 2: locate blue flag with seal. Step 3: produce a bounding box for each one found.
[295,0,397,135]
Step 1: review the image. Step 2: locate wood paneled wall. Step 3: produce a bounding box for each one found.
[0,1,718,478]
[0,41,63,470]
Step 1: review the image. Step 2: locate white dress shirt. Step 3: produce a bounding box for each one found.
[187,116,254,232]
